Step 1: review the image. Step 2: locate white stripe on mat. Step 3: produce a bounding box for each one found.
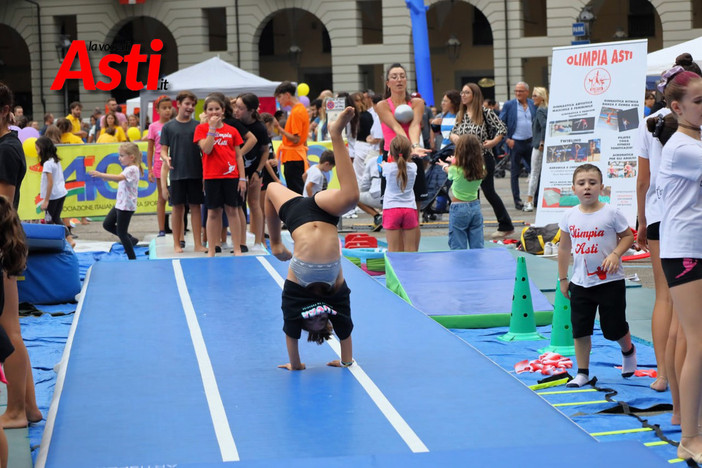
[35,265,94,468]
[256,256,429,453]
[172,259,239,462]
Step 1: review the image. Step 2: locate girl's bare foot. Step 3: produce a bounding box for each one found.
[174,245,184,253]
[329,107,355,136]
[194,245,208,253]
[270,243,292,261]
[650,376,667,392]
[27,409,42,424]
[671,413,681,425]
[0,411,28,429]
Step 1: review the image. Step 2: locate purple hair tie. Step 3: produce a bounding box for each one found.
[657,65,684,93]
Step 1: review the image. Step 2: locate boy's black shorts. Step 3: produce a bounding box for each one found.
[204,178,243,209]
[170,178,204,205]
[569,279,628,340]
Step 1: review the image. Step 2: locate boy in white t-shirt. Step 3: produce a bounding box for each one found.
[557,164,637,388]
[303,150,335,198]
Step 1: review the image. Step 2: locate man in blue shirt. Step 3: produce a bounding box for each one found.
[500,82,536,210]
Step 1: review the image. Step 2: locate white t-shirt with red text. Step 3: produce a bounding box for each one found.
[559,203,629,288]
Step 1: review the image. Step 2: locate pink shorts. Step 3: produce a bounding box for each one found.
[383,207,418,230]
[153,156,163,179]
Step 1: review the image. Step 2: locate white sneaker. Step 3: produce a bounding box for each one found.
[522,201,534,212]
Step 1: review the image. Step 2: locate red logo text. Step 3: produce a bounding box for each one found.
[50,39,167,92]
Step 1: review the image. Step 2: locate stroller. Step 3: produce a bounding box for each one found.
[493,148,509,178]
[420,144,454,222]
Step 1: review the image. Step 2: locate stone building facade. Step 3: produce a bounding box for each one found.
[0,0,699,117]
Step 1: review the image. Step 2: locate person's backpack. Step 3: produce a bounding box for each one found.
[520,223,561,255]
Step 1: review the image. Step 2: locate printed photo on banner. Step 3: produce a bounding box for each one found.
[549,117,595,136]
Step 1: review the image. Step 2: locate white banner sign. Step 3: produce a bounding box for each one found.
[535,39,647,228]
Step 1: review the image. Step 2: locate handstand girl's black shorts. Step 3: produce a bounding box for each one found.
[661,257,702,288]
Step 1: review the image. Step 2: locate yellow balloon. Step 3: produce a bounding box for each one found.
[22,137,38,159]
[297,82,310,97]
[127,127,141,141]
[142,129,149,139]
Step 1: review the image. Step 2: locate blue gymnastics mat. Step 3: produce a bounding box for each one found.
[385,248,555,328]
[36,257,663,467]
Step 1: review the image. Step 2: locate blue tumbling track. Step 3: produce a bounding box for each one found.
[36,257,663,467]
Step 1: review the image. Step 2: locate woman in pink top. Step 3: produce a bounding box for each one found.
[375,63,428,250]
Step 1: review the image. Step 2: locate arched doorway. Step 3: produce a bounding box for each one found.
[257,8,332,100]
[0,24,32,117]
[426,1,495,104]
[587,0,662,52]
[107,17,178,104]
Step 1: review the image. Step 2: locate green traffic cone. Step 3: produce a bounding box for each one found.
[539,277,575,356]
[499,257,546,342]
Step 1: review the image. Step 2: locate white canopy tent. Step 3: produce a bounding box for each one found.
[647,36,702,76]
[138,56,281,126]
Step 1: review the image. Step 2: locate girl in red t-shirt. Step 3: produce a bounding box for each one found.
[193,94,247,256]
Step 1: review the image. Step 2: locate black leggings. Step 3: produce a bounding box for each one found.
[103,207,136,260]
[46,196,65,226]
[480,152,514,232]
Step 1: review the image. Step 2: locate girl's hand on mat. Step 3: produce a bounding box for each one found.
[278,363,306,371]
[270,243,292,262]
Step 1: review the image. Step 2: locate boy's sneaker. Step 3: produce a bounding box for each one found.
[622,344,637,377]
[566,373,591,388]
[522,201,534,212]
[158,230,166,237]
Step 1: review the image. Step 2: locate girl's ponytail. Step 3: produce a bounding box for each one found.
[389,135,412,192]
[396,155,408,192]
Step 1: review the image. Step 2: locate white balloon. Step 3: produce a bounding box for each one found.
[394,104,414,123]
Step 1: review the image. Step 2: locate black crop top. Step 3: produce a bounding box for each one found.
[278,194,340,234]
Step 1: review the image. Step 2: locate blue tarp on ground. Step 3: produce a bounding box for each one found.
[451,325,684,464]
